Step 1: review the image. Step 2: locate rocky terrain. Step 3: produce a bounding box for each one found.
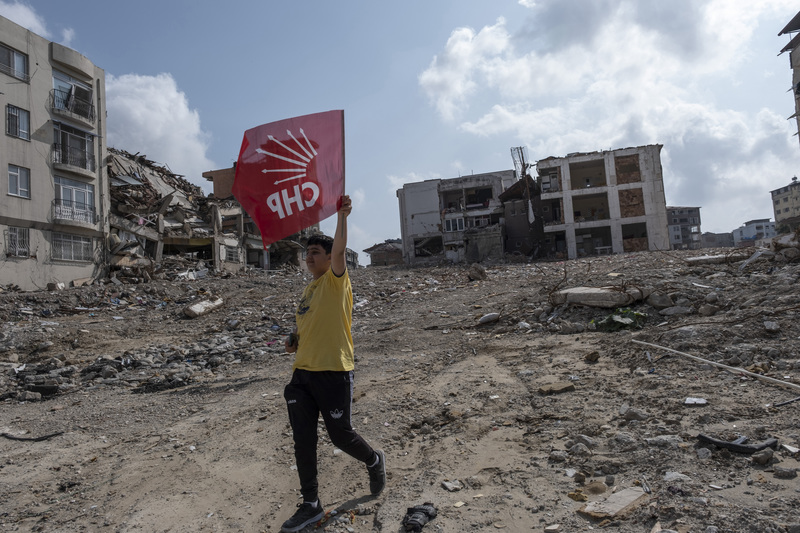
[1,246,800,533]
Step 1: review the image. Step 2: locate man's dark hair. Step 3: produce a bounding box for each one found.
[306,234,334,254]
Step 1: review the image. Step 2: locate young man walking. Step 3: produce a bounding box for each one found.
[280,195,386,533]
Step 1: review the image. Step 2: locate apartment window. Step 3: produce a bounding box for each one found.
[7,227,29,257]
[53,123,95,171]
[225,246,238,262]
[776,200,781,205]
[52,232,93,261]
[54,176,94,210]
[784,198,789,203]
[6,105,30,140]
[8,164,31,198]
[0,43,28,81]
[52,70,95,121]
[445,218,464,232]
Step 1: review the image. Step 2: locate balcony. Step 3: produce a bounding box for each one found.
[50,88,95,127]
[52,143,96,178]
[52,198,98,227]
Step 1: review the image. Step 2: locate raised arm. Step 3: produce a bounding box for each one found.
[331,195,351,277]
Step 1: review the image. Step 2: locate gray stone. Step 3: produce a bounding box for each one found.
[623,408,649,421]
[697,304,719,317]
[611,432,638,451]
[100,366,118,379]
[645,435,683,447]
[774,467,798,479]
[467,263,487,281]
[646,292,674,310]
[659,306,694,316]
[549,450,569,463]
[574,434,597,449]
[664,471,692,482]
[697,448,712,460]
[763,321,781,333]
[569,443,592,457]
[17,390,42,401]
[750,448,773,466]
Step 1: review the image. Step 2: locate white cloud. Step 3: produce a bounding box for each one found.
[0,1,74,46]
[106,73,216,193]
[421,0,800,233]
[0,1,48,37]
[418,18,511,121]
[386,171,442,194]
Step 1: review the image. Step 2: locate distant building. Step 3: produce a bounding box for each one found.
[666,206,702,250]
[732,218,776,247]
[363,239,403,266]
[1,16,109,290]
[536,145,670,259]
[770,177,800,227]
[700,232,734,248]
[396,170,516,264]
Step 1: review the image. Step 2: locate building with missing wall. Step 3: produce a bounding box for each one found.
[535,144,669,259]
[396,171,516,265]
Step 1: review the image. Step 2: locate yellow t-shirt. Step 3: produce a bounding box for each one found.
[293,268,354,371]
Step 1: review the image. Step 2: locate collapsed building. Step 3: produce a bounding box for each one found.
[396,171,516,265]
[107,148,226,280]
[395,144,670,264]
[363,239,404,266]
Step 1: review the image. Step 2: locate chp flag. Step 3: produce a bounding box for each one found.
[232,110,345,248]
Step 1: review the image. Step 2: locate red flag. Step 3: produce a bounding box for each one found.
[232,110,345,248]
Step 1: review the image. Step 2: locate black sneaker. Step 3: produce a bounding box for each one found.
[367,449,386,495]
[280,501,324,533]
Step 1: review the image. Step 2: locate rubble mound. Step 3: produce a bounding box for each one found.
[1,247,800,532]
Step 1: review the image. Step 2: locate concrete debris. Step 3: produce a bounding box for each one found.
[578,486,649,519]
[183,297,224,318]
[1,247,800,532]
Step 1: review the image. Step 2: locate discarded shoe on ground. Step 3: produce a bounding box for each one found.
[402,502,437,532]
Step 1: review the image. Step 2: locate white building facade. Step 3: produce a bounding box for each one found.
[1,16,109,290]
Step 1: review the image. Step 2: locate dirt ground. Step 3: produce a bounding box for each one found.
[2,248,800,533]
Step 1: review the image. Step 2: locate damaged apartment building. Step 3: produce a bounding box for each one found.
[535,144,669,259]
[395,144,669,265]
[1,16,109,291]
[396,171,516,265]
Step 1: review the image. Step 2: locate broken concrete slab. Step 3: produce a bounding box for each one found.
[539,381,576,395]
[551,286,650,308]
[184,297,224,318]
[578,486,648,519]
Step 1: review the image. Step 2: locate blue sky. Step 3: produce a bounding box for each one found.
[3,0,800,260]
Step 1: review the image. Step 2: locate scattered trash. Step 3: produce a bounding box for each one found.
[402,502,437,532]
[684,397,708,406]
[441,480,462,492]
[591,308,647,332]
[696,434,779,455]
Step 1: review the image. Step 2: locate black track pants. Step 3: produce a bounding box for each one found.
[284,369,375,502]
